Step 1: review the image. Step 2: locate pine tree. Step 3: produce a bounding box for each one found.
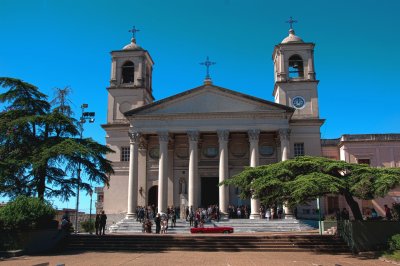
[0,77,114,201]
[222,156,400,220]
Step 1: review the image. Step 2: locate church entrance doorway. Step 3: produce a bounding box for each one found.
[201,177,219,207]
[148,185,158,207]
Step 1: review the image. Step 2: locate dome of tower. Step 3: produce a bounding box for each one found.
[123,38,144,50]
[281,29,304,44]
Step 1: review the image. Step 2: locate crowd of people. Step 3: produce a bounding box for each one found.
[184,205,221,228]
[62,202,397,236]
[61,210,107,235]
[136,205,177,234]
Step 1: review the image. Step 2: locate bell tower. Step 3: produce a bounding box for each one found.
[272,20,319,119]
[107,27,154,124]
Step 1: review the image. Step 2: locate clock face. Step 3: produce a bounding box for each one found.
[292,96,306,109]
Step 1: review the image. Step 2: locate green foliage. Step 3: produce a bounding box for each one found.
[80,219,95,233]
[0,196,56,230]
[0,77,115,200]
[222,156,400,220]
[389,234,400,251]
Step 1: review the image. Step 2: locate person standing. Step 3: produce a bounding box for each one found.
[155,213,161,234]
[99,210,107,235]
[265,209,271,220]
[61,211,72,232]
[185,206,189,221]
[385,204,393,220]
[188,207,194,226]
[95,213,101,235]
[341,208,350,220]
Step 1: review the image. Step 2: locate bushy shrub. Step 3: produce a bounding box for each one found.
[0,196,56,230]
[388,234,400,251]
[80,219,94,233]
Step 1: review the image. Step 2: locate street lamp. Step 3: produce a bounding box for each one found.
[317,197,322,235]
[89,188,93,234]
[74,104,95,234]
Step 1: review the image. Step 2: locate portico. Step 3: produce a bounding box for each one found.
[123,83,294,215]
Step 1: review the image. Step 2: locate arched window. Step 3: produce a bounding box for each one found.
[288,55,304,78]
[122,61,135,83]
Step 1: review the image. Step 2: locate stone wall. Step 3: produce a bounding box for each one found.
[338,220,400,252]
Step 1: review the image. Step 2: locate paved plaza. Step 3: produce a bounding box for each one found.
[0,251,393,266]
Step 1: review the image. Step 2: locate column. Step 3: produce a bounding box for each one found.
[137,137,148,207]
[187,130,199,209]
[168,139,174,207]
[126,130,140,219]
[248,129,260,219]
[137,61,143,87]
[218,130,229,214]
[111,58,117,85]
[279,50,286,81]
[279,128,293,219]
[157,131,169,213]
[308,50,315,80]
[279,128,290,161]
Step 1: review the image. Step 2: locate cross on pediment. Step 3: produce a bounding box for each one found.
[200,56,216,80]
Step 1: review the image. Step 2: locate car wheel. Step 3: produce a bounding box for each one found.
[223,230,229,234]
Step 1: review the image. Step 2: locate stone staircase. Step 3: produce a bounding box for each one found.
[64,234,350,253]
[108,218,318,234]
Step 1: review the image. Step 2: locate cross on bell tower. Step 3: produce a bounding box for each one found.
[128,26,140,39]
[286,16,298,30]
[200,56,216,84]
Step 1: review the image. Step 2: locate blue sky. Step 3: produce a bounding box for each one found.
[1,0,399,212]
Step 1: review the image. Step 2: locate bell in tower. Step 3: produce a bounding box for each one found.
[107,27,155,124]
[272,17,319,119]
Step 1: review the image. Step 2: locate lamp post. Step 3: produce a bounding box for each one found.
[74,103,95,234]
[317,197,322,235]
[89,188,93,234]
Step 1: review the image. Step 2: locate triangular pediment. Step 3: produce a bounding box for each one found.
[125,84,293,117]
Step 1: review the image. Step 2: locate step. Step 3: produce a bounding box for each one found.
[64,234,349,253]
[108,218,317,233]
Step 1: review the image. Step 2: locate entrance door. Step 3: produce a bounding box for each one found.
[201,177,219,207]
[148,185,158,207]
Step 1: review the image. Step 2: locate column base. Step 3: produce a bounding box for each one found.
[250,213,261,219]
[285,214,294,219]
[125,213,137,219]
[218,212,229,221]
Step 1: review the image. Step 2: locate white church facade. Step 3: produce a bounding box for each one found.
[100,26,325,219]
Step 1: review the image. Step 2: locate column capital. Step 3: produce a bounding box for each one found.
[248,129,260,142]
[217,129,229,142]
[279,128,291,141]
[128,130,141,143]
[187,130,199,142]
[139,135,148,150]
[158,131,169,143]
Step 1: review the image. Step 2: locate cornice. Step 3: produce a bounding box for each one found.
[289,118,325,126]
[128,110,291,121]
[101,123,130,129]
[273,80,320,96]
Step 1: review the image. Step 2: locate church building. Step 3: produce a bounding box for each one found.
[100,25,323,219]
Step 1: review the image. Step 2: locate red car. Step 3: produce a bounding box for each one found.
[190,226,234,234]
